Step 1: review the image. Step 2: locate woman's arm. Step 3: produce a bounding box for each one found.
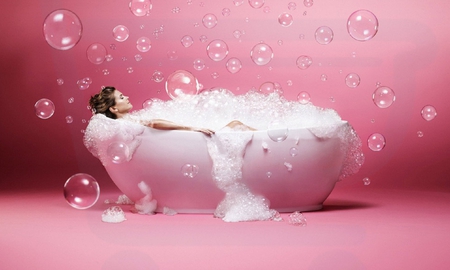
[145,119,215,135]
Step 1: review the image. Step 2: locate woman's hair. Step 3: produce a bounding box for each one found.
[89,86,117,119]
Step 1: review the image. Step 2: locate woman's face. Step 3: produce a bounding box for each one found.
[110,90,133,116]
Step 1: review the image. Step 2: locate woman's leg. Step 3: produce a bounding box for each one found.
[225,120,257,131]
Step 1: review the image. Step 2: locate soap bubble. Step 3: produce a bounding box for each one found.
[250,43,273,66]
[152,70,164,82]
[363,177,371,185]
[107,142,130,164]
[202,13,218,29]
[296,55,313,69]
[129,0,152,17]
[289,147,299,157]
[222,8,231,16]
[297,91,311,104]
[165,70,199,99]
[43,9,82,50]
[345,73,360,88]
[167,50,178,60]
[226,57,242,74]
[136,37,151,52]
[206,40,229,61]
[181,35,194,47]
[77,77,92,90]
[367,133,385,151]
[347,10,378,41]
[86,43,107,64]
[112,25,130,42]
[421,105,437,121]
[315,26,334,45]
[259,82,275,94]
[303,0,313,7]
[35,98,55,119]
[278,12,293,27]
[267,120,289,142]
[57,78,64,85]
[181,164,199,178]
[66,115,73,123]
[288,2,297,10]
[142,99,153,109]
[373,86,395,108]
[193,59,206,70]
[64,173,100,209]
[249,0,265,9]
[233,30,243,39]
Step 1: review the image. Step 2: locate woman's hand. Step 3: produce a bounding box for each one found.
[192,128,215,136]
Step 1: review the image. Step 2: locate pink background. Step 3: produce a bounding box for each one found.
[1,0,450,269]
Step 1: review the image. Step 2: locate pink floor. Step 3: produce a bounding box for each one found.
[2,180,450,270]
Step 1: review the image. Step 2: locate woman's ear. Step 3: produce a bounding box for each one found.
[109,106,118,113]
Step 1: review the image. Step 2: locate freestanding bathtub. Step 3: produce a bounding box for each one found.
[102,120,354,213]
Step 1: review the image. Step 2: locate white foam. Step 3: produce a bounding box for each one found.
[101,206,127,223]
[131,181,157,215]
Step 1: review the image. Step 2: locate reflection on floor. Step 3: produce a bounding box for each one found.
[2,183,450,269]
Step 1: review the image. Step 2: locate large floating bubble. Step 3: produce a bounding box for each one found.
[165,70,199,99]
[373,86,395,108]
[278,13,293,27]
[226,57,242,74]
[86,43,107,64]
[206,40,229,61]
[107,142,130,164]
[345,73,360,88]
[368,133,386,151]
[421,105,437,121]
[296,55,313,69]
[129,0,152,16]
[315,26,334,45]
[202,13,218,29]
[347,10,379,41]
[64,173,100,209]
[181,35,194,47]
[136,37,151,52]
[43,9,82,50]
[112,25,130,42]
[35,98,55,119]
[249,0,265,9]
[267,120,289,142]
[250,43,273,66]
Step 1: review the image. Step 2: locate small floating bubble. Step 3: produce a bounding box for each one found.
[222,8,231,16]
[363,177,371,185]
[368,133,386,151]
[289,147,298,157]
[106,54,113,61]
[263,6,271,13]
[288,2,297,10]
[202,13,218,29]
[297,91,311,104]
[233,0,243,6]
[226,57,242,74]
[66,115,73,124]
[315,26,334,45]
[152,70,164,82]
[136,37,152,52]
[77,78,91,90]
[278,12,293,27]
[303,0,313,7]
[320,74,328,82]
[68,97,74,104]
[129,0,152,17]
[181,35,194,47]
[207,39,229,61]
[107,142,130,164]
[134,54,142,61]
[284,162,293,172]
[112,25,129,42]
[57,78,64,85]
[296,55,312,69]
[266,172,272,178]
[249,0,265,9]
[181,164,199,178]
[127,67,134,73]
[421,105,437,121]
[250,43,273,66]
[417,131,424,138]
[345,73,360,88]
[167,50,178,60]
[347,10,379,41]
[373,86,395,108]
[193,58,206,70]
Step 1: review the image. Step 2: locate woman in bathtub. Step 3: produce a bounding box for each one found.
[88,86,255,134]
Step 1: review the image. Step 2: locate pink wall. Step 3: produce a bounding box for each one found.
[1,0,449,191]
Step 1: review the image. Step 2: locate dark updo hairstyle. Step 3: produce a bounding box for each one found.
[89,86,117,119]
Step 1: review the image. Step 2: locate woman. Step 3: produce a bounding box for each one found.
[89,86,254,135]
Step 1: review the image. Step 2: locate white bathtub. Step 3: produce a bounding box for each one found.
[102,120,353,213]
